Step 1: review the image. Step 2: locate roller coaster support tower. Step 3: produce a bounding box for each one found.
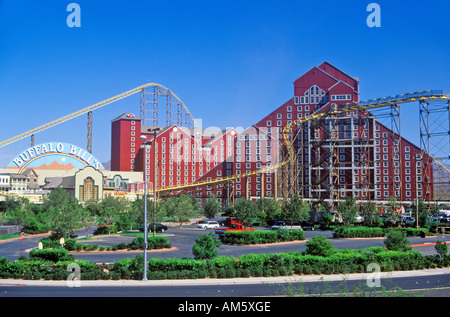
[0,83,198,151]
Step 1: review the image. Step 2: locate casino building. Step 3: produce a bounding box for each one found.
[110,62,433,207]
[1,142,143,202]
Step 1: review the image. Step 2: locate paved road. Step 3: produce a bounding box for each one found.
[1,268,450,297]
[1,226,450,298]
[1,226,450,262]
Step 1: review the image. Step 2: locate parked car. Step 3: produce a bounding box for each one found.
[301,221,315,231]
[224,217,241,228]
[139,223,168,233]
[197,221,220,229]
[270,221,303,230]
[402,218,416,225]
[267,219,283,227]
[215,223,254,238]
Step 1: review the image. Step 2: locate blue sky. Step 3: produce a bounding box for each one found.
[0,0,449,167]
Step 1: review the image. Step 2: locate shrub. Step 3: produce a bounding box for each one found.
[29,249,74,262]
[93,225,118,235]
[222,230,304,244]
[128,236,172,250]
[384,229,411,251]
[148,236,171,250]
[305,236,334,257]
[435,241,448,259]
[192,233,222,260]
[1,244,449,281]
[39,238,64,249]
[333,226,385,238]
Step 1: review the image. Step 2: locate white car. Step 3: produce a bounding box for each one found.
[197,221,220,229]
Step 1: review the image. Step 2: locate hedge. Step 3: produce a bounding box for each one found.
[222,230,305,245]
[1,247,448,281]
[39,236,171,252]
[333,226,429,239]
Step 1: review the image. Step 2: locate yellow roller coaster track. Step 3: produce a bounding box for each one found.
[0,89,448,200]
[0,83,198,149]
[153,90,450,195]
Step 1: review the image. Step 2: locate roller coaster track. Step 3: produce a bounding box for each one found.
[0,88,448,200]
[154,90,450,195]
[0,83,198,149]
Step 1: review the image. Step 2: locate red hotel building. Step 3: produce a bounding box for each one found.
[110,62,433,205]
[111,112,238,190]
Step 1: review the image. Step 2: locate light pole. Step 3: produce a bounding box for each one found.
[140,135,149,281]
[152,130,157,237]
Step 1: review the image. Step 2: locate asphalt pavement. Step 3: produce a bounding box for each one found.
[2,225,450,262]
[1,226,450,297]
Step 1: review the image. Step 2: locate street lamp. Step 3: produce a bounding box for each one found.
[140,131,158,281]
[140,134,150,281]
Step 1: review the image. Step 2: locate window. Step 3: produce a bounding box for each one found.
[79,177,98,202]
[331,94,351,101]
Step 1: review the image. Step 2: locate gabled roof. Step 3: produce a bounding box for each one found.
[111,112,141,123]
[318,61,359,85]
[294,61,358,94]
[254,98,294,127]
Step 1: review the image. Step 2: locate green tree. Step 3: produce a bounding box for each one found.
[281,195,310,228]
[204,195,221,219]
[337,196,359,225]
[7,206,33,226]
[164,194,199,226]
[415,199,430,227]
[192,233,222,260]
[131,197,165,228]
[99,207,119,234]
[360,201,381,227]
[99,196,130,213]
[321,212,334,229]
[256,197,281,221]
[79,207,97,238]
[47,199,85,238]
[233,198,258,226]
[2,196,22,212]
[42,187,71,211]
[383,196,401,226]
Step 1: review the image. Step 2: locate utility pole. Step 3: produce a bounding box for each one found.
[153,130,157,237]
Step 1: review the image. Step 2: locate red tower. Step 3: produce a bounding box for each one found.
[110,113,143,172]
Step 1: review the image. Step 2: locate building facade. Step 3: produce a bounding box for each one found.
[110,62,433,208]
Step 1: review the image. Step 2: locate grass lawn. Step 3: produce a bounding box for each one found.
[0,233,22,240]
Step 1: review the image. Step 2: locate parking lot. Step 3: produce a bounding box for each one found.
[2,223,449,264]
[64,224,450,264]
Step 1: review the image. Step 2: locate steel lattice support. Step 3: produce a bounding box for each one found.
[390,104,402,201]
[140,87,159,127]
[87,111,93,153]
[419,99,450,201]
[308,114,334,211]
[140,86,194,129]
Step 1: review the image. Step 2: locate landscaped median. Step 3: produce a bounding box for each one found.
[332,226,429,239]
[221,229,305,245]
[39,236,172,252]
[0,244,449,281]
